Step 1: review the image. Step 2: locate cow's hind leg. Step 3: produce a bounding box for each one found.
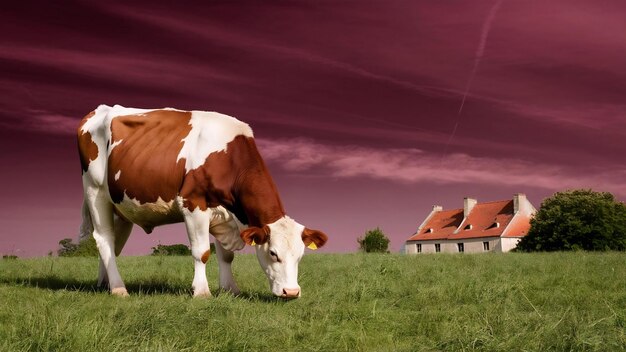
[79,199,93,241]
[85,189,128,297]
[113,214,133,256]
[180,204,213,298]
[97,257,108,288]
[214,240,240,295]
[98,214,133,288]
[79,199,111,289]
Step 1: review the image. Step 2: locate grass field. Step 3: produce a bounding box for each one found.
[0,252,624,351]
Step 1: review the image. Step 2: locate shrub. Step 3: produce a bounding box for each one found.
[357,227,390,253]
[58,236,99,257]
[517,189,626,251]
[151,243,199,256]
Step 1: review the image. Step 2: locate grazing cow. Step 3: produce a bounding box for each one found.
[77,105,327,298]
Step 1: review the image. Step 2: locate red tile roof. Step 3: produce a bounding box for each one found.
[448,200,513,240]
[407,198,533,241]
[502,214,532,237]
[408,209,463,241]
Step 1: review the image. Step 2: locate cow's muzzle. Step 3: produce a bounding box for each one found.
[281,288,300,299]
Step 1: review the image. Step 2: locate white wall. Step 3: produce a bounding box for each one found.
[460,237,500,253]
[406,241,439,254]
[406,237,502,254]
[500,237,521,252]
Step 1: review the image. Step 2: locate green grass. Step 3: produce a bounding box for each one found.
[0,253,624,351]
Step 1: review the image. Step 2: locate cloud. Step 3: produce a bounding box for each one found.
[257,138,626,196]
[29,113,78,135]
[100,3,453,101]
[0,44,237,88]
[500,101,626,131]
[0,109,78,135]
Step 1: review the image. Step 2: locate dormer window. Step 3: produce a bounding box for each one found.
[490,222,500,229]
[426,228,434,233]
[464,224,472,230]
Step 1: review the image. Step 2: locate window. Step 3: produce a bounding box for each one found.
[417,244,422,253]
[483,241,490,251]
[457,243,464,252]
[435,243,441,253]
[464,224,473,230]
[488,222,500,229]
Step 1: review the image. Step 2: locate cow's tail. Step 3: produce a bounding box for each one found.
[79,199,94,242]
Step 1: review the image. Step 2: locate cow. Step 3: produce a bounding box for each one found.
[77,104,328,298]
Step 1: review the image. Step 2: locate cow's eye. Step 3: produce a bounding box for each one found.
[269,250,279,262]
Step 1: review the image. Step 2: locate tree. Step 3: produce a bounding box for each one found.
[517,189,626,252]
[358,227,390,253]
[58,238,78,256]
[58,236,99,257]
[151,243,200,256]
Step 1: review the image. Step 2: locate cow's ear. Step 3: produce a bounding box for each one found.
[240,226,270,246]
[302,228,328,250]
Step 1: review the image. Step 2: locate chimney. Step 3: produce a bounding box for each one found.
[464,197,477,217]
[514,193,527,213]
[432,205,443,212]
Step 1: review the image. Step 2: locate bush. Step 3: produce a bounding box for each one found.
[58,237,99,257]
[357,227,390,253]
[151,243,198,256]
[517,189,626,252]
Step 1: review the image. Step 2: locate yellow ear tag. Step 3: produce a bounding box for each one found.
[307,242,318,250]
[250,239,256,246]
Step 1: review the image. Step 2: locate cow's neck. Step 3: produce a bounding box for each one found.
[232,137,286,227]
[237,171,285,227]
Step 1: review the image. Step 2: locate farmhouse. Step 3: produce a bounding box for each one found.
[404,194,536,254]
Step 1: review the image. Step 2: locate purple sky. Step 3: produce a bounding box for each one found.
[1,1,625,256]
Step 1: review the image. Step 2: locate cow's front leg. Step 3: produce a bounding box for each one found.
[214,240,240,295]
[181,204,213,298]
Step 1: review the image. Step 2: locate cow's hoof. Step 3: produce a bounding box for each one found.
[193,290,212,298]
[221,287,241,296]
[111,287,129,297]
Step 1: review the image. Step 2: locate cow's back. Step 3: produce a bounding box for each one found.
[78,104,254,232]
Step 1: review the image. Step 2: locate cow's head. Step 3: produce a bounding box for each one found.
[240,216,327,298]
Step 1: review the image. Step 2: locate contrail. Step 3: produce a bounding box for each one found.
[441,0,504,161]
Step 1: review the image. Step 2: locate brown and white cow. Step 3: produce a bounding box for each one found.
[77,104,327,298]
